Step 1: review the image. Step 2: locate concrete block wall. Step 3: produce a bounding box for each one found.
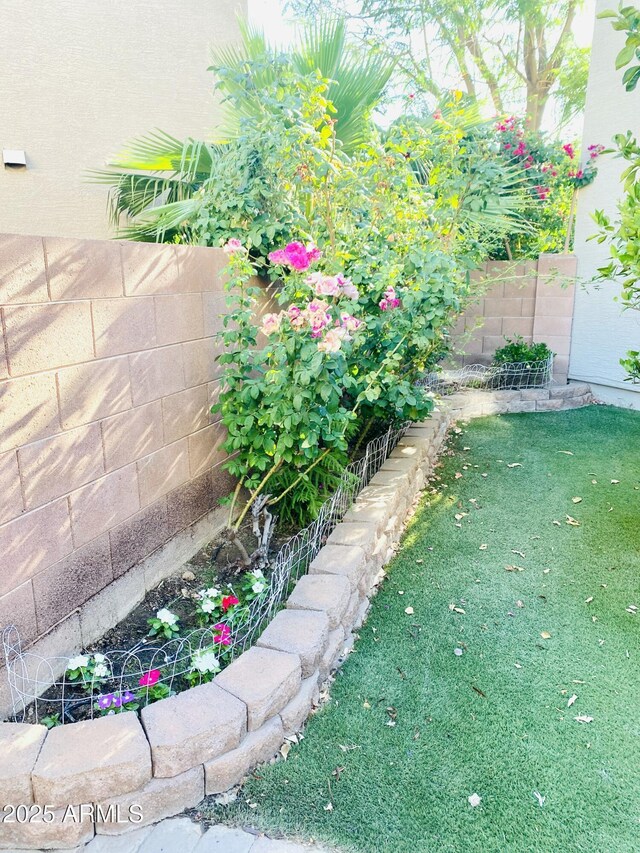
[0,234,243,674]
[450,254,577,383]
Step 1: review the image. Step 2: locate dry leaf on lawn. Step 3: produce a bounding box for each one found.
[567,694,577,707]
[507,463,522,468]
[505,564,525,572]
[404,606,414,615]
[468,793,482,807]
[566,515,580,526]
[479,544,488,550]
[572,497,583,504]
[280,743,291,760]
[557,450,573,455]
[541,631,552,639]
[574,715,593,723]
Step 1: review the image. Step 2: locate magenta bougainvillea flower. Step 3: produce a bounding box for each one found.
[139,669,161,687]
[562,143,575,159]
[268,242,322,271]
[221,595,239,613]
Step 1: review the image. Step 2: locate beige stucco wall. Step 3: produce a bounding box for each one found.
[570,0,640,407]
[0,0,245,239]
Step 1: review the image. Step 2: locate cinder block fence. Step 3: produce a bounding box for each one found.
[0,234,244,708]
[449,254,577,383]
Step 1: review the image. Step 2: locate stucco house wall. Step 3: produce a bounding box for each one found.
[570,0,640,407]
[0,0,245,240]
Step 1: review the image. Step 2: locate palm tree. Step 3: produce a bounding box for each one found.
[91,18,395,242]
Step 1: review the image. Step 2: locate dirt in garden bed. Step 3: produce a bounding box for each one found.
[14,521,292,726]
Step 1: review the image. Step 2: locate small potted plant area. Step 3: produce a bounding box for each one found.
[490,335,554,389]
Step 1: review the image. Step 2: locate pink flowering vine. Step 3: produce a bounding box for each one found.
[562,143,575,159]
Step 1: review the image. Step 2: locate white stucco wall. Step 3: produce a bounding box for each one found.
[0,0,245,239]
[570,0,640,407]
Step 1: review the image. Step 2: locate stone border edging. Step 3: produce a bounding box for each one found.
[0,385,593,850]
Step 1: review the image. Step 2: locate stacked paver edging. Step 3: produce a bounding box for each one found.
[0,386,593,850]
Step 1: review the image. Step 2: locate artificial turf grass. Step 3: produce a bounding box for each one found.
[203,405,640,853]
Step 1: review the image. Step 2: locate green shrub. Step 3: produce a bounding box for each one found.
[493,336,553,365]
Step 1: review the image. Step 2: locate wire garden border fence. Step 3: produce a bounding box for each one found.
[423,354,554,395]
[2,419,413,725]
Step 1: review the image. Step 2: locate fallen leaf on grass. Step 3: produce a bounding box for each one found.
[505,564,525,572]
[280,743,291,760]
[626,604,637,615]
[574,715,593,723]
[540,631,552,639]
[332,766,346,781]
[479,544,488,550]
[324,802,333,812]
[516,600,524,608]
[468,793,482,807]
[363,700,371,709]
[567,694,578,707]
[511,549,526,558]
[611,479,620,484]
[514,662,523,669]
[552,520,561,526]
[454,512,468,521]
[566,515,580,526]
[572,497,583,504]
[471,686,486,698]
[585,596,594,604]
[507,463,522,468]
[404,606,414,615]
[338,744,360,752]
[557,450,574,455]
[449,604,465,614]
[455,472,463,479]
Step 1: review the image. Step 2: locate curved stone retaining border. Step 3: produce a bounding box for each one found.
[0,385,593,850]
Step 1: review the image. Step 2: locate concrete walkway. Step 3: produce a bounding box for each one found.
[80,817,331,853]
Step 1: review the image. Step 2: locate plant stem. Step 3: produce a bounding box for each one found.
[267,447,332,507]
[232,459,283,531]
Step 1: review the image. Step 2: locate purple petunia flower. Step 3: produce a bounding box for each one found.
[97,693,114,709]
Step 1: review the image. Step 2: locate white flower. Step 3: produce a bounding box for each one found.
[156,608,178,626]
[93,653,106,663]
[191,649,220,674]
[250,569,265,580]
[252,581,266,595]
[201,599,216,613]
[205,587,220,598]
[68,655,89,671]
[93,663,109,679]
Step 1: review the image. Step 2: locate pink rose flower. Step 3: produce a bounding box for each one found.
[260,313,282,337]
[223,238,244,255]
[379,286,401,311]
[340,312,362,333]
[317,328,344,353]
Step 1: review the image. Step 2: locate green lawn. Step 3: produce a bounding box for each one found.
[205,406,640,853]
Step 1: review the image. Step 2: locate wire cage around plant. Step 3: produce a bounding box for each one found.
[2,418,414,726]
[422,353,554,395]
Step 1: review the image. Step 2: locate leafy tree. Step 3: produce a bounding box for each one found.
[288,0,589,130]
[91,18,394,242]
